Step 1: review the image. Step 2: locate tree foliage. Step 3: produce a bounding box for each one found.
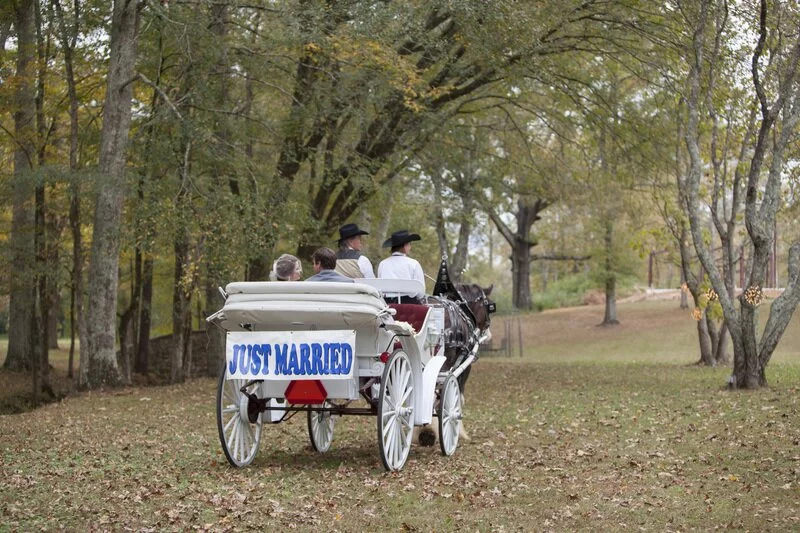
[3,0,800,391]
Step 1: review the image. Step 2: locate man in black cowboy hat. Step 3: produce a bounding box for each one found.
[377,230,425,303]
[334,223,375,279]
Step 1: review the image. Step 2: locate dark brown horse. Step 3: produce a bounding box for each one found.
[415,278,493,446]
[426,282,494,395]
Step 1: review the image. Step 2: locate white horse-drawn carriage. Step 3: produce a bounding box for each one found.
[207,276,491,472]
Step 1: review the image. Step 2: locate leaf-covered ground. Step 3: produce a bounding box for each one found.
[2,300,799,531]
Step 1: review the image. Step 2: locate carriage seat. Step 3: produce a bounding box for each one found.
[357,278,426,303]
[387,303,430,335]
[208,281,390,332]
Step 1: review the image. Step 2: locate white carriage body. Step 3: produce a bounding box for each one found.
[208,280,446,425]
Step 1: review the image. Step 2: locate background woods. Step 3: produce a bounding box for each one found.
[1,0,800,397]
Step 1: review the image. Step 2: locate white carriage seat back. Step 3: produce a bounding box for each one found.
[357,278,426,303]
[208,281,392,332]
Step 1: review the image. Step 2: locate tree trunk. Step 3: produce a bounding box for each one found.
[451,195,473,282]
[6,0,36,372]
[171,140,193,383]
[488,197,547,311]
[54,0,82,380]
[130,13,167,377]
[712,321,729,365]
[135,256,153,374]
[34,2,55,375]
[679,269,689,310]
[511,241,533,310]
[117,302,134,386]
[432,172,450,263]
[35,163,50,399]
[171,236,189,384]
[182,305,193,380]
[682,0,800,389]
[601,218,619,326]
[117,252,139,385]
[601,274,619,326]
[696,315,714,365]
[82,0,138,389]
[47,284,60,349]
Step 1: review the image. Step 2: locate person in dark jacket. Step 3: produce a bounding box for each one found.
[307,247,355,283]
[335,223,375,279]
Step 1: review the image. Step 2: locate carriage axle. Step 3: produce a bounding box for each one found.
[241,390,376,418]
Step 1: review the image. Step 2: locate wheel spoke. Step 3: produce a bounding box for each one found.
[240,424,249,462]
[223,413,237,434]
[377,351,415,471]
[217,372,262,467]
[392,362,406,400]
[398,424,409,456]
[400,382,413,405]
[386,421,397,461]
[228,419,239,458]
[438,376,460,456]
[235,423,244,461]
[384,414,396,442]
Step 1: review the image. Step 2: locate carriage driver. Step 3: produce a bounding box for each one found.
[377,230,426,303]
[334,223,375,279]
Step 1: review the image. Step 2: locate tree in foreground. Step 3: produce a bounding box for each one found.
[5,0,36,374]
[81,0,140,388]
[682,0,800,388]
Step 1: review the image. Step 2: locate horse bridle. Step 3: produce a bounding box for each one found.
[461,287,496,330]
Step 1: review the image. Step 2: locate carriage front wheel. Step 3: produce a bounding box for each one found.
[216,371,263,467]
[308,401,335,453]
[377,349,415,472]
[438,373,462,456]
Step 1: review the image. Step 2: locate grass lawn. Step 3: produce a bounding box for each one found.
[1,299,799,531]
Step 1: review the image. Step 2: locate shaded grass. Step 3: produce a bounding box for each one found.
[492,298,800,364]
[1,300,799,531]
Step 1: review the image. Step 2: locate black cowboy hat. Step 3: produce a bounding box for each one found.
[382,230,421,248]
[338,223,369,242]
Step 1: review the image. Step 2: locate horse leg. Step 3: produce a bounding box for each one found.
[458,392,470,442]
[457,366,471,397]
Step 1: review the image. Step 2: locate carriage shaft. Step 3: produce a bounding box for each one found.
[450,332,491,379]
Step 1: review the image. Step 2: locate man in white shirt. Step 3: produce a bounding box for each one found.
[335,223,375,279]
[377,230,426,302]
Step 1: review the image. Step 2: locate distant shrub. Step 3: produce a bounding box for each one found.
[533,273,642,311]
[534,274,594,311]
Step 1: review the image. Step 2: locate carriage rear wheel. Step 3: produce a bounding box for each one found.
[438,373,462,456]
[216,371,263,467]
[308,401,335,453]
[377,349,415,472]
